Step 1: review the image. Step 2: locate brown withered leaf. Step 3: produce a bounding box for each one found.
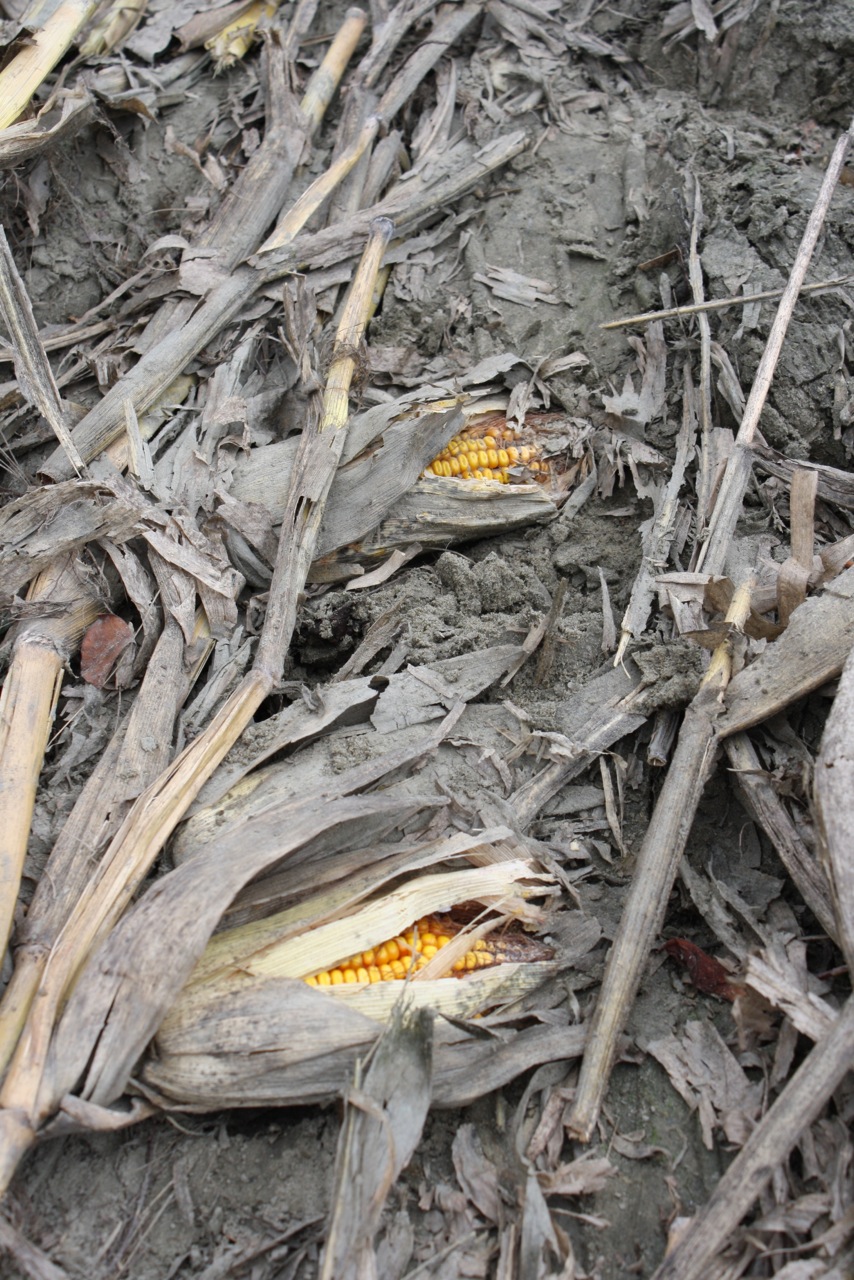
[80,614,135,689]
[537,1152,615,1198]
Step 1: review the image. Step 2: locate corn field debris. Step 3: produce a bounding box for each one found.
[0,0,853,1276]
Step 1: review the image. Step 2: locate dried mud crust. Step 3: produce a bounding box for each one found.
[3,2,854,1278]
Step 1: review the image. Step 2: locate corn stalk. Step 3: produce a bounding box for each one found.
[0,0,103,130]
[0,557,101,955]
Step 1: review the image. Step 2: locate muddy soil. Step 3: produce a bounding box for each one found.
[3,1,854,1277]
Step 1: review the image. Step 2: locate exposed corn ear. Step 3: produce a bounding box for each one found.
[425,430,546,484]
[303,914,544,987]
[184,860,549,998]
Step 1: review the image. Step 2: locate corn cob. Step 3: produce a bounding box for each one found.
[304,914,547,987]
[424,430,545,484]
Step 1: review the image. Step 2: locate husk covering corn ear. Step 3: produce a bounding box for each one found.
[140,863,563,1110]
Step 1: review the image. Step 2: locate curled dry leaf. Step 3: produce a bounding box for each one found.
[661,938,743,1002]
[79,615,135,688]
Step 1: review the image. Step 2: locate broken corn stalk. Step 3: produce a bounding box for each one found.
[79,0,146,57]
[0,555,101,956]
[0,0,103,129]
[206,0,279,72]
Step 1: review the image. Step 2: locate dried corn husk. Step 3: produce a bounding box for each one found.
[184,859,550,991]
[140,967,563,1110]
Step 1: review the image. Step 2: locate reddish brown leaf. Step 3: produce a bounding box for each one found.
[662,939,743,1002]
[80,614,134,688]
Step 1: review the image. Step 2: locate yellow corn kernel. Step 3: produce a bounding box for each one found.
[330,969,345,985]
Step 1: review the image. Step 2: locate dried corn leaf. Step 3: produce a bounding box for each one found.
[472,265,561,307]
[721,563,854,737]
[814,643,854,972]
[643,1020,763,1150]
[320,1002,433,1280]
[320,963,560,1023]
[0,481,144,598]
[339,477,555,572]
[615,396,696,661]
[140,981,591,1113]
[182,642,531,823]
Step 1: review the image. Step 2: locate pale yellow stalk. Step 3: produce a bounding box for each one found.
[0,0,102,129]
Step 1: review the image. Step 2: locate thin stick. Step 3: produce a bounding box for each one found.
[567,579,754,1142]
[697,118,854,574]
[650,997,854,1280]
[0,219,393,1200]
[687,177,714,535]
[599,274,854,331]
